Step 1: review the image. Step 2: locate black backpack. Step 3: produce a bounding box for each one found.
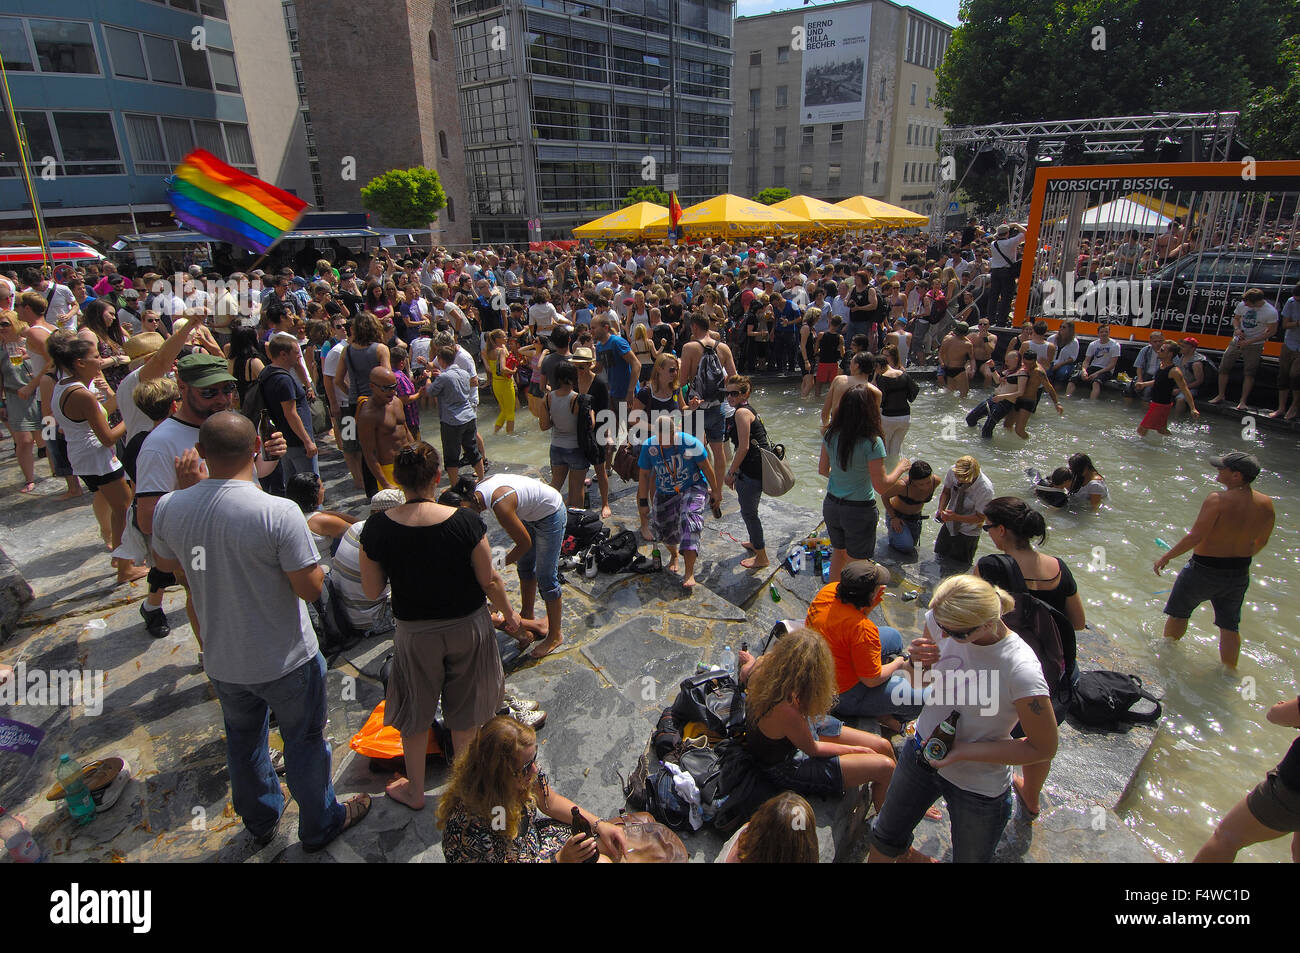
[572,392,605,468]
[593,529,638,573]
[1069,671,1162,728]
[693,342,726,403]
[562,507,605,556]
[239,365,293,426]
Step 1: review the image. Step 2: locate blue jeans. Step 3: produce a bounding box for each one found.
[871,737,1013,863]
[517,506,566,604]
[1048,364,1073,384]
[734,470,765,550]
[886,514,923,554]
[284,445,320,480]
[208,653,346,849]
[832,626,925,721]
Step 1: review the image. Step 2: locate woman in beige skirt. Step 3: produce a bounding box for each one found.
[359,441,522,811]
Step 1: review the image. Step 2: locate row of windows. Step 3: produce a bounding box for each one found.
[468,146,526,215]
[513,0,732,48]
[749,124,845,150]
[0,16,240,95]
[532,97,728,148]
[908,83,935,109]
[523,31,730,98]
[907,122,940,148]
[146,0,228,19]
[903,161,939,184]
[534,160,727,213]
[906,16,949,70]
[762,163,843,190]
[460,82,518,146]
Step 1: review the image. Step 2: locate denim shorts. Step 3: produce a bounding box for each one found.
[763,722,845,799]
[1163,556,1251,631]
[549,444,590,471]
[822,493,878,559]
[702,403,725,442]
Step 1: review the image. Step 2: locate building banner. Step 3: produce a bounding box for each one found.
[800,6,871,125]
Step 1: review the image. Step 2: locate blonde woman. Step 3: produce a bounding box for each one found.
[484,328,516,435]
[437,715,627,863]
[631,323,657,384]
[0,310,39,491]
[867,574,1058,864]
[739,627,896,812]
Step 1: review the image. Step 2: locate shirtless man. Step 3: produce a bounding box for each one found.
[1008,348,1064,440]
[820,351,882,432]
[936,322,973,397]
[968,318,998,387]
[356,367,413,494]
[1155,452,1275,667]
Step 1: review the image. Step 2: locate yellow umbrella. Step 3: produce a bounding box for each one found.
[772,195,873,230]
[652,193,808,238]
[572,202,668,240]
[1126,193,1192,221]
[836,195,930,227]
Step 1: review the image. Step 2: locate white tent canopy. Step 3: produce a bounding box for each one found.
[1054,197,1172,234]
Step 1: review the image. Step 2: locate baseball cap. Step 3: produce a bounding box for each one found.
[1180,336,1199,347]
[838,560,891,602]
[369,489,406,513]
[569,346,596,364]
[108,273,125,285]
[1209,451,1260,482]
[996,224,1009,238]
[176,353,236,388]
[123,289,140,301]
[125,331,164,370]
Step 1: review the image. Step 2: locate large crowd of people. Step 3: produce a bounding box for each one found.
[0,227,1289,863]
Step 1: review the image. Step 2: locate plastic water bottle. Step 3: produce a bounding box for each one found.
[0,807,44,862]
[1154,538,1171,551]
[57,754,96,826]
[720,645,736,679]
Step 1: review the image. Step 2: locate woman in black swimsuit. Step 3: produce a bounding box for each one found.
[799,310,820,398]
[975,496,1087,816]
[882,460,940,553]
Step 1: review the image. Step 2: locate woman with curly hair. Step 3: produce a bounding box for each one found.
[723,792,819,863]
[739,627,896,811]
[438,715,628,863]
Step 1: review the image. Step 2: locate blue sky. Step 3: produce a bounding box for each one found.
[735,0,961,28]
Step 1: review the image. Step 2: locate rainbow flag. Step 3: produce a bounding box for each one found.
[166,150,308,254]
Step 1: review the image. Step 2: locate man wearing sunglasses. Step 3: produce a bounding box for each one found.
[135,354,287,650]
[355,366,414,497]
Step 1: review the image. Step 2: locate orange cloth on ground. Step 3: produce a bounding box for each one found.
[805,583,882,693]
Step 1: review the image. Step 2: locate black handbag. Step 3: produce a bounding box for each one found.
[671,671,745,739]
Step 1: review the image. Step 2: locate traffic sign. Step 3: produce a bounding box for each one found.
[947,201,960,213]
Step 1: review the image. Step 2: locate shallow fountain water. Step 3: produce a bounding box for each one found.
[427,380,1297,862]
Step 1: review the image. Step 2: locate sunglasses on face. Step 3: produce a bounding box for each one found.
[941,623,982,640]
[197,382,238,398]
[516,752,538,777]
[377,382,398,391]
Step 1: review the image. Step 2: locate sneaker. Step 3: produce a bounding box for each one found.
[269,746,286,775]
[508,707,547,730]
[504,691,540,712]
[140,602,170,639]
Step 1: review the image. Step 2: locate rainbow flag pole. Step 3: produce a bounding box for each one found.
[165,150,309,264]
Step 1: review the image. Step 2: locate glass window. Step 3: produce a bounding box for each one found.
[907,125,913,145]
[773,126,785,149]
[876,120,883,143]
[872,160,879,183]
[879,76,886,102]
[831,123,843,143]
[777,45,789,64]
[910,84,916,106]
[801,126,813,146]
[749,50,760,66]
[0,17,34,72]
[144,34,181,84]
[178,43,212,88]
[799,164,812,188]
[209,49,239,93]
[106,27,147,80]
[223,123,255,169]
[126,115,167,174]
[439,130,449,158]
[193,119,225,159]
[199,0,228,18]
[29,19,99,74]
[446,196,455,222]
[773,165,784,186]
[749,89,760,110]
[428,29,438,60]
[53,113,120,169]
[775,85,786,108]
[926,86,931,107]
[1252,257,1300,285]
[828,163,841,187]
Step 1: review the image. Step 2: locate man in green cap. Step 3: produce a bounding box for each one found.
[134,352,287,649]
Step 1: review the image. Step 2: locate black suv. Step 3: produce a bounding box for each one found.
[1130,250,1298,341]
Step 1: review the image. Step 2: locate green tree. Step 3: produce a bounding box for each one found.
[935,0,1292,211]
[752,187,792,205]
[360,167,447,228]
[622,186,668,207]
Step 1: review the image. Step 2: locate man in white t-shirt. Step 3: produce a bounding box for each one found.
[1067,323,1122,399]
[1210,288,1279,410]
[321,324,364,490]
[987,224,1026,325]
[23,267,76,331]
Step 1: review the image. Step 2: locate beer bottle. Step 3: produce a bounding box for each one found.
[570,807,599,864]
[918,710,961,770]
[257,409,275,462]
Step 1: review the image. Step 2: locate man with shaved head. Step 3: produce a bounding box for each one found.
[356,365,413,497]
[151,411,371,851]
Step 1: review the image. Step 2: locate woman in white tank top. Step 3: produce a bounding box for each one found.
[47,332,146,583]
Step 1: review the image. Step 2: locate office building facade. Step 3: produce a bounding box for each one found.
[731,0,951,214]
[452,0,735,245]
[0,0,311,243]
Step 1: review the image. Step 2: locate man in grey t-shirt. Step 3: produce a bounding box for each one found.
[426,344,483,486]
[151,412,369,851]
